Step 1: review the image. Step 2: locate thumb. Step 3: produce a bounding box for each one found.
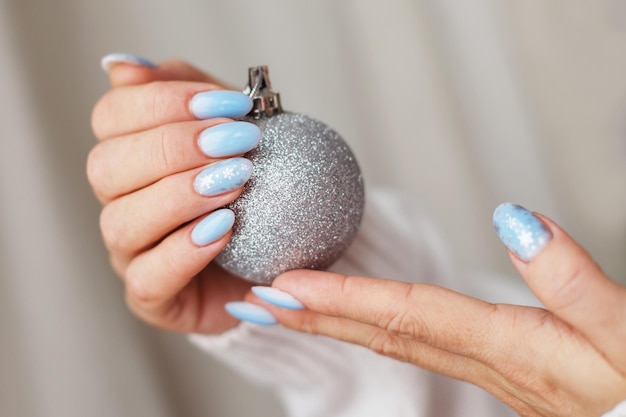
[493,203,626,372]
[100,52,234,88]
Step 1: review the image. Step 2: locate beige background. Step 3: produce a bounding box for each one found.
[1,0,624,416]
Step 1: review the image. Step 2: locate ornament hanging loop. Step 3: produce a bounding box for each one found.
[243,66,282,119]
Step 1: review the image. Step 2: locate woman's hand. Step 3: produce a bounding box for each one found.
[243,203,626,416]
[88,54,260,334]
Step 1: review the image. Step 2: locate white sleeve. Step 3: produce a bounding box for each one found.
[189,188,516,417]
[602,401,626,417]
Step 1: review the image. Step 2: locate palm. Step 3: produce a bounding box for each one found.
[165,264,252,334]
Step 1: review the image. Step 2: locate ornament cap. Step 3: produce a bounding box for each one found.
[243,66,282,119]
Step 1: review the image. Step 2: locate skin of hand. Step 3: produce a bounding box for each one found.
[249,210,626,416]
[88,59,253,334]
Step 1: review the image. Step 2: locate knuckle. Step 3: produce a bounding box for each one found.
[108,253,128,279]
[485,302,505,328]
[151,126,176,173]
[384,310,417,336]
[293,311,334,338]
[324,274,350,316]
[86,143,110,195]
[548,261,588,312]
[124,286,154,324]
[146,81,174,124]
[508,369,573,414]
[384,310,434,347]
[125,265,156,304]
[381,285,426,339]
[157,249,185,283]
[155,176,185,219]
[366,331,403,359]
[297,312,323,335]
[91,91,116,139]
[99,204,130,252]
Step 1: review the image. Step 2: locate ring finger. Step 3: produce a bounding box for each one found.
[100,157,253,257]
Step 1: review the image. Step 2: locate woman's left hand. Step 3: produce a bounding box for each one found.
[241,204,626,416]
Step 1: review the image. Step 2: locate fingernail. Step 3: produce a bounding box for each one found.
[493,203,552,262]
[225,302,277,325]
[251,286,305,310]
[191,209,235,246]
[100,52,157,73]
[189,91,253,119]
[198,122,261,158]
[193,157,253,196]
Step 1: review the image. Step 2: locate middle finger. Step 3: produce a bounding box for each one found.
[88,119,261,203]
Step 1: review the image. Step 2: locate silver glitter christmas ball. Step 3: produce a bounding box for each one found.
[214,67,365,284]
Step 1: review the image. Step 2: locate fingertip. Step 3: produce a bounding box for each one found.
[190,209,235,247]
[251,286,305,310]
[111,68,159,87]
[188,90,253,119]
[492,203,552,263]
[101,55,223,88]
[224,301,278,326]
[100,53,160,88]
[273,269,331,293]
[101,52,157,73]
[272,270,353,312]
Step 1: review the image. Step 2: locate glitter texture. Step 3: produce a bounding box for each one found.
[215,112,365,284]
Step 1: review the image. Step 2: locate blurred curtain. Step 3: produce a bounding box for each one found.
[1,1,624,416]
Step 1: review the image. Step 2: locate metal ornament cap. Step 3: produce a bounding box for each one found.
[214,66,365,284]
[243,66,282,119]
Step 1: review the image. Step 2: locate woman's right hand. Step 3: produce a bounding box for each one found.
[88,55,260,334]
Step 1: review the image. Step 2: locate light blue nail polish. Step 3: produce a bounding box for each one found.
[493,203,552,262]
[100,52,157,72]
[225,302,277,325]
[191,209,235,246]
[198,122,261,158]
[251,286,305,310]
[189,91,253,119]
[193,157,253,196]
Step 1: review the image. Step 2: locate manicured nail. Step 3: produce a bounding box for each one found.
[225,302,277,325]
[493,203,552,262]
[189,90,253,119]
[100,53,157,73]
[191,209,235,246]
[251,286,305,310]
[193,157,253,196]
[198,122,261,158]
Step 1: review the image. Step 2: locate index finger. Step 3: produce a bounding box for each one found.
[271,271,513,365]
[91,81,252,140]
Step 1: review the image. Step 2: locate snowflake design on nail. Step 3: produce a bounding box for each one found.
[506,217,518,229]
[518,230,533,248]
[197,174,216,192]
[195,158,252,196]
[241,161,252,172]
[222,167,235,180]
[493,203,552,262]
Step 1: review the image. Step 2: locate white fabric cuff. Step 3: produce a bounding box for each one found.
[602,400,626,417]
